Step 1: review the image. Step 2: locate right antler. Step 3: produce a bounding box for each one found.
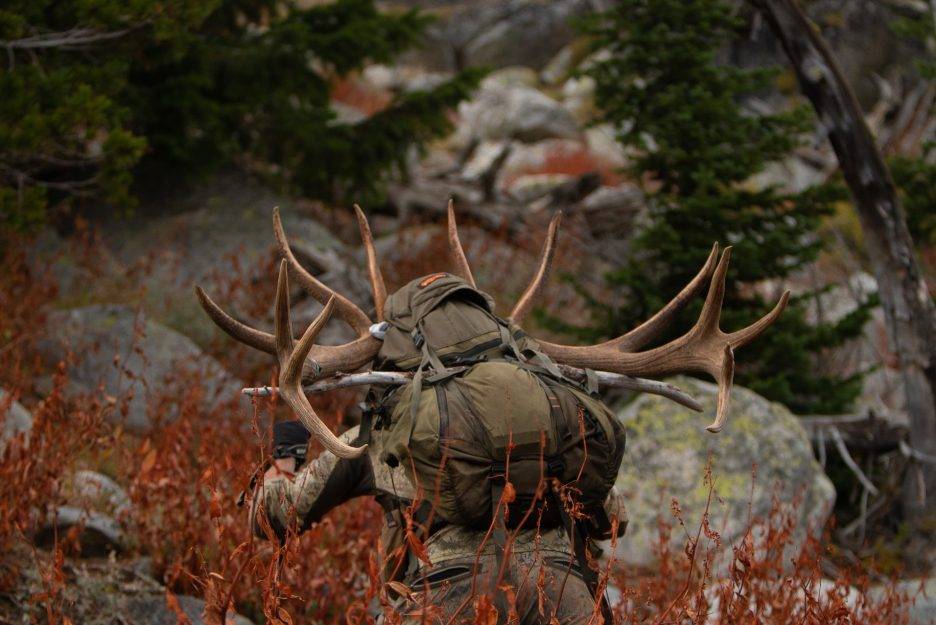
[508,215,789,433]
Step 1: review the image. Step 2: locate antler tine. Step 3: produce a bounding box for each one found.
[273,259,295,363]
[709,345,735,433]
[447,199,476,287]
[696,246,730,334]
[353,204,388,321]
[198,281,381,383]
[703,288,788,432]
[273,261,367,459]
[272,207,372,336]
[728,290,790,349]
[195,286,276,354]
[532,246,789,433]
[510,212,562,325]
[615,243,720,351]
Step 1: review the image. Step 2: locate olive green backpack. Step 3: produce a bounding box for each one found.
[369,272,625,532]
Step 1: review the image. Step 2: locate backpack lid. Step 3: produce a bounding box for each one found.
[383,273,496,331]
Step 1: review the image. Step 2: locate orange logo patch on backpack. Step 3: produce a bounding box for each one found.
[419,273,447,288]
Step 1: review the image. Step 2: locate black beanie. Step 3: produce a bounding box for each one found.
[273,420,310,449]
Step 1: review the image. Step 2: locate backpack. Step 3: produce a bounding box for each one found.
[368,272,626,533]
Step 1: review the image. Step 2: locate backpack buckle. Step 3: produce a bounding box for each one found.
[546,457,565,477]
[411,327,425,348]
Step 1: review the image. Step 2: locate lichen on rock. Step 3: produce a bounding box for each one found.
[603,376,835,575]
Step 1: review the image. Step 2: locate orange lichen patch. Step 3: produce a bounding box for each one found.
[330,76,394,117]
[500,140,624,191]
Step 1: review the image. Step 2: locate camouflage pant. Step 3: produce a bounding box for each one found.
[392,548,599,625]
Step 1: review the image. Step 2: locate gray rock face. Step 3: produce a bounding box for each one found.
[603,377,835,575]
[457,84,580,144]
[35,471,134,557]
[37,305,249,433]
[872,578,936,625]
[65,176,361,349]
[4,555,255,625]
[71,470,132,516]
[36,506,127,556]
[1,389,33,451]
[575,183,646,263]
[419,0,590,72]
[124,595,255,625]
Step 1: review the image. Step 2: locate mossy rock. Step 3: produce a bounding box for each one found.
[604,376,835,574]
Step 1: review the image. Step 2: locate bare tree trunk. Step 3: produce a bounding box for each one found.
[749,0,936,521]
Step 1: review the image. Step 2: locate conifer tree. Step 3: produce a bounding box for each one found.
[578,0,870,413]
[0,0,481,230]
[888,10,936,248]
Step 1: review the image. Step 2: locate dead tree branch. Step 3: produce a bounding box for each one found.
[749,0,936,520]
[243,367,704,412]
[0,28,131,51]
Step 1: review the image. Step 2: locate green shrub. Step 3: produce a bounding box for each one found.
[573,0,871,414]
[0,0,481,230]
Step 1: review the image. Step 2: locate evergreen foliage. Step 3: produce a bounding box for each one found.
[0,0,481,230]
[890,156,936,247]
[576,0,871,414]
[888,10,936,249]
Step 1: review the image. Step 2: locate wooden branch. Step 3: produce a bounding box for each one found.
[830,426,879,495]
[243,367,704,412]
[244,371,411,396]
[749,0,936,519]
[1,28,131,51]
[554,365,703,412]
[801,412,908,452]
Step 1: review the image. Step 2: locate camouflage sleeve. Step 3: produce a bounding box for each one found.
[250,426,375,540]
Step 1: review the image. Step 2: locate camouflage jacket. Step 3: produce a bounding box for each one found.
[251,426,627,577]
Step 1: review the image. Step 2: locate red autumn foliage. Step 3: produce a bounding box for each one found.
[0,231,923,624]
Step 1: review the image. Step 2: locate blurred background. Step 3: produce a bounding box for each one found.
[1,0,935,623]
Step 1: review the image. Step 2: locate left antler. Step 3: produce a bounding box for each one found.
[507,214,788,433]
[195,208,386,457]
[447,199,476,287]
[195,208,385,382]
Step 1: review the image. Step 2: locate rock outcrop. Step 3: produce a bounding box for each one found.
[37,305,249,433]
[604,377,836,575]
[1,389,32,452]
[3,554,254,625]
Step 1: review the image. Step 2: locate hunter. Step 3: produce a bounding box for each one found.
[251,419,622,623]
[197,205,788,624]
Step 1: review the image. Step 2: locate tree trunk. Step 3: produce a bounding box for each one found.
[749,0,936,520]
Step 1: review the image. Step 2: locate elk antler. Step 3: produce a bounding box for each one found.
[272,207,373,335]
[513,216,788,432]
[195,208,383,383]
[272,261,367,458]
[354,204,388,321]
[510,212,562,325]
[447,199,476,287]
